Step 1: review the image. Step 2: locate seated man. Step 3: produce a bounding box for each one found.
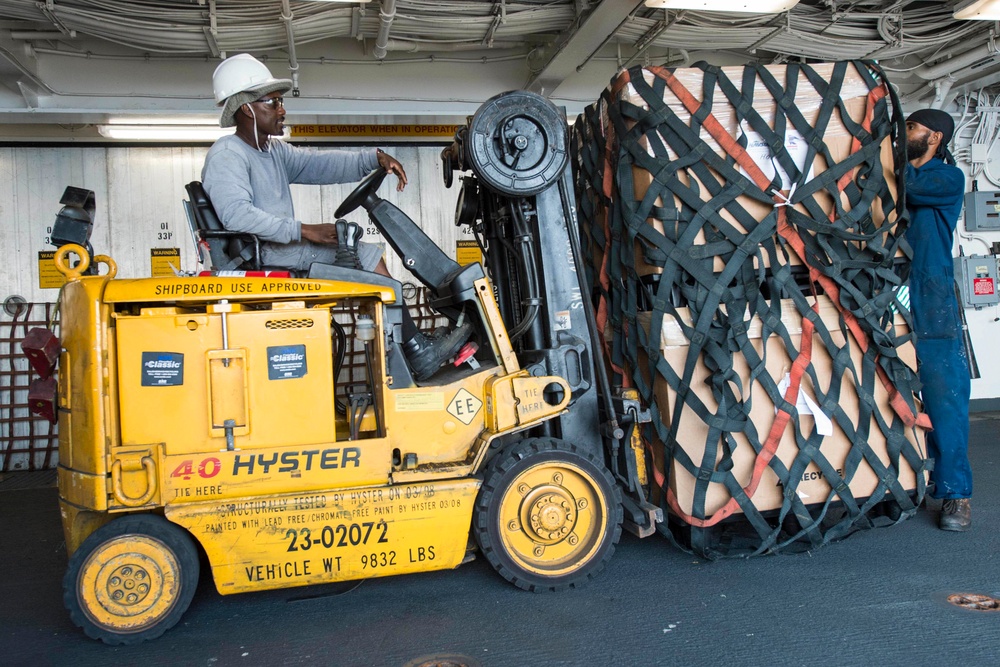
[202,53,469,381]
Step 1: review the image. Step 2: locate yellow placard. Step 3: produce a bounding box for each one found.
[290,124,460,138]
[151,248,181,277]
[456,240,482,266]
[394,392,444,412]
[38,251,66,290]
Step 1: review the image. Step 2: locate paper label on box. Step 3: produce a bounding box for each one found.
[739,125,814,191]
[776,373,832,436]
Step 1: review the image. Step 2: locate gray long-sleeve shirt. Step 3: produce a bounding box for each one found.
[201,134,379,269]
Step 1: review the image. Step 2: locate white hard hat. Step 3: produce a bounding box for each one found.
[212,54,291,104]
[212,54,292,127]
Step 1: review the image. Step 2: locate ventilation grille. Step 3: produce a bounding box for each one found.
[265,318,314,330]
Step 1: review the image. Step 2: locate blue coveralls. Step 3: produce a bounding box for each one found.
[904,157,973,500]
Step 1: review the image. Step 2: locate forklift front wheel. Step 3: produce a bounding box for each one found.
[63,514,200,645]
[474,438,622,592]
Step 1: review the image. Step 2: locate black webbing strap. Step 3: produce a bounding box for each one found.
[574,60,927,558]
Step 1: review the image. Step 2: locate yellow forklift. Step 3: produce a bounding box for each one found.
[25,91,659,644]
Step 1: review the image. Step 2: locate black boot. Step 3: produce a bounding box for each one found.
[939,498,971,532]
[403,322,472,381]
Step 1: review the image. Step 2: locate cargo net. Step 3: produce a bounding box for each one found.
[574,61,931,557]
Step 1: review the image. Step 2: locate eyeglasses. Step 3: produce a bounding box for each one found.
[254,97,285,109]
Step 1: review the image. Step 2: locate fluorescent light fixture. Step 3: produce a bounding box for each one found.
[106,115,220,125]
[954,0,1000,20]
[97,125,233,141]
[644,0,799,11]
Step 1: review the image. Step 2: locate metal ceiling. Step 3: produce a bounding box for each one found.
[0,1,992,136]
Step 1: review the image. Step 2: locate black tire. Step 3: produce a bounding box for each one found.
[467,90,568,197]
[63,514,200,645]
[473,437,622,592]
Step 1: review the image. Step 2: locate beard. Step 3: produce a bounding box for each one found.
[907,134,930,160]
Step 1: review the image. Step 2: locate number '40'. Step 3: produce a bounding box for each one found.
[170,457,221,479]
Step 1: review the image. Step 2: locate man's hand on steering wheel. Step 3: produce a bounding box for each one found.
[376,149,408,191]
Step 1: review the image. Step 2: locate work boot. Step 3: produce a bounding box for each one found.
[939,498,972,532]
[403,322,472,381]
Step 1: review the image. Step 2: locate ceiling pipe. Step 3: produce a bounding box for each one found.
[204,0,221,58]
[913,38,1000,81]
[622,10,686,69]
[379,39,524,53]
[955,67,1000,101]
[0,43,55,96]
[372,0,397,60]
[10,30,76,40]
[622,47,690,70]
[904,61,1000,109]
[905,48,1000,107]
[931,60,1000,110]
[930,79,954,110]
[280,0,300,96]
[900,82,931,106]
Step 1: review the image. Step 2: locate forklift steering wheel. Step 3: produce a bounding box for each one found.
[335,166,388,218]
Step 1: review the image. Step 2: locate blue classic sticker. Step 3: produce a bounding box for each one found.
[141,352,184,386]
[268,344,307,380]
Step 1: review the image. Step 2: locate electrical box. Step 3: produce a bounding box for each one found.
[965,191,1000,231]
[955,254,1000,308]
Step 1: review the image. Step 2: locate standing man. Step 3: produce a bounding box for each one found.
[904,108,973,531]
[203,53,470,382]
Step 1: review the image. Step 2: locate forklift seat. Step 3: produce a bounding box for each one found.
[183,181,264,272]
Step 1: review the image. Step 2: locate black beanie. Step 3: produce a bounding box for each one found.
[906,109,955,160]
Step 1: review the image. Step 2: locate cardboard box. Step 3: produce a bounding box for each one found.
[637,295,926,518]
[599,62,899,276]
[573,63,924,524]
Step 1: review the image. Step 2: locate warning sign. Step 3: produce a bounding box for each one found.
[456,240,482,266]
[38,251,66,290]
[151,248,181,277]
[973,277,995,296]
[447,388,482,425]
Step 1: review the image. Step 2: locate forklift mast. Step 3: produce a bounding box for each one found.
[441,90,660,536]
[334,90,658,536]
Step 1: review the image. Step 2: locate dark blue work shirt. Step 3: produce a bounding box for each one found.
[904,158,964,276]
[904,157,965,340]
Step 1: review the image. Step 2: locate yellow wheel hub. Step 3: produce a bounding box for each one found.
[499,461,607,576]
[77,535,181,633]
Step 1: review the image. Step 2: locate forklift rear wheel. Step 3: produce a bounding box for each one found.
[63,514,200,645]
[474,438,622,592]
